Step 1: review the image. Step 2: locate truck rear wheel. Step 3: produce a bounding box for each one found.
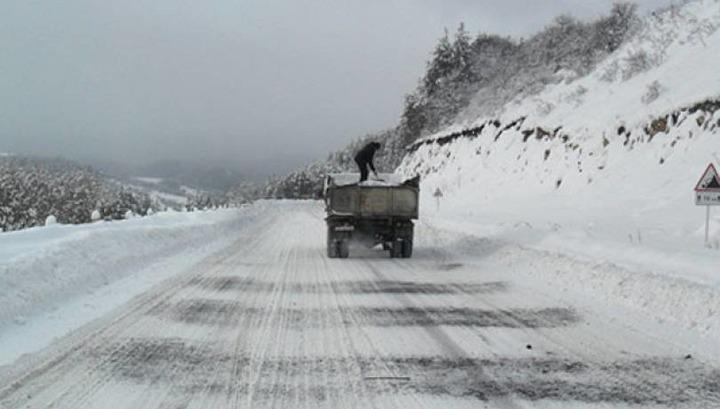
[390,240,403,258]
[338,240,349,258]
[401,239,413,258]
[327,226,338,258]
[327,240,338,258]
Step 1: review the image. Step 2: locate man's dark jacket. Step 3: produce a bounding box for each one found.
[354,143,379,172]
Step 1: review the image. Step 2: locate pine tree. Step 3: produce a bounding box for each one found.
[423,29,454,95]
[453,22,474,83]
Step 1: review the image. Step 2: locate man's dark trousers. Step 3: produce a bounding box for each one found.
[355,158,369,182]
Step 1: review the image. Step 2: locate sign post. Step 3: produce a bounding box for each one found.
[433,187,443,212]
[706,206,711,245]
[694,163,720,247]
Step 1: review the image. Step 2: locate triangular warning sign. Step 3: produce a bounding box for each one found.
[695,163,720,191]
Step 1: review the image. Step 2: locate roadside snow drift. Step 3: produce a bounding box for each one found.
[0,205,261,365]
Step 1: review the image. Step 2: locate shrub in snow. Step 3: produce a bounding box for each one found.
[600,61,620,82]
[185,193,228,211]
[124,210,134,220]
[146,208,154,216]
[642,80,663,104]
[91,209,102,222]
[622,49,653,80]
[45,215,57,226]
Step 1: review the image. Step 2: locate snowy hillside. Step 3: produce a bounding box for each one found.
[0,156,159,232]
[0,155,250,233]
[400,0,720,233]
[397,0,720,334]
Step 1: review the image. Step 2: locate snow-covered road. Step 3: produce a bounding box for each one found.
[1,201,718,408]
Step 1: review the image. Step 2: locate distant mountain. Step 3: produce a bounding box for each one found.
[85,158,247,192]
[133,160,240,192]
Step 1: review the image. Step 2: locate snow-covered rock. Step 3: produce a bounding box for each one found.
[44,215,57,226]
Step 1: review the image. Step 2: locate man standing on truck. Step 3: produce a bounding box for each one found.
[354,142,381,182]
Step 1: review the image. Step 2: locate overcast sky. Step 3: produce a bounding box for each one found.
[0,0,673,175]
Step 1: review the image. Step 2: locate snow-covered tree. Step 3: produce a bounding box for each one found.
[423,29,455,95]
[0,156,157,232]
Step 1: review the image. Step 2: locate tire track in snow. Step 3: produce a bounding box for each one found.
[387,239,720,405]
[360,259,532,409]
[391,250,650,404]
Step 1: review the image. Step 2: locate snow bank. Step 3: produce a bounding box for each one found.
[400,0,720,336]
[423,217,720,339]
[133,176,164,185]
[0,205,261,365]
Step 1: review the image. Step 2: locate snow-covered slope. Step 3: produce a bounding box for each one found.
[398,0,720,333]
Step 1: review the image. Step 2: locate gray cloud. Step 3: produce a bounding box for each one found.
[0,0,673,175]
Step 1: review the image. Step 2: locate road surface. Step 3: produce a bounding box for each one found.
[1,201,718,408]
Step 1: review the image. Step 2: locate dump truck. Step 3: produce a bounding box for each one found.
[323,173,420,258]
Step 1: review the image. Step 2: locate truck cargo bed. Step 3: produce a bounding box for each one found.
[324,173,419,219]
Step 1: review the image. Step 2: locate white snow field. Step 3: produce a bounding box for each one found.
[0,201,719,408]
